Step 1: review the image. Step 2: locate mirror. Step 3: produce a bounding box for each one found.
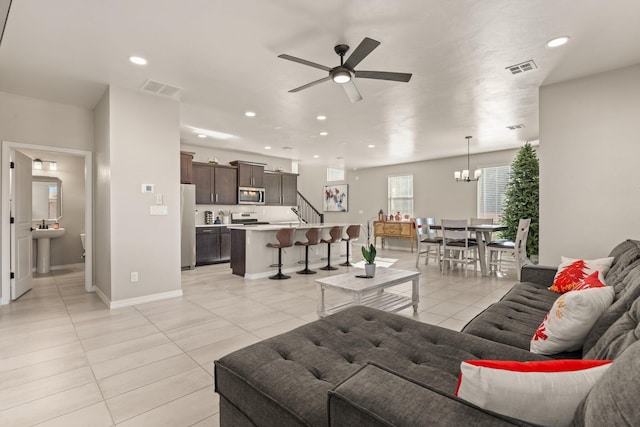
[32,176,62,221]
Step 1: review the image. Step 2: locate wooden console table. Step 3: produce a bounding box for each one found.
[373,221,416,252]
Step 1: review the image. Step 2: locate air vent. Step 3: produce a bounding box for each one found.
[506,124,525,130]
[506,60,537,75]
[282,146,293,150]
[140,79,181,98]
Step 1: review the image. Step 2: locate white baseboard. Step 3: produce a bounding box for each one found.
[94,287,183,309]
[32,262,85,273]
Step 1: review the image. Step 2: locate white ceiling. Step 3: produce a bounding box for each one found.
[1,1,640,169]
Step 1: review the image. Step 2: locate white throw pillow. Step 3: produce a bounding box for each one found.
[531,286,615,355]
[455,359,612,427]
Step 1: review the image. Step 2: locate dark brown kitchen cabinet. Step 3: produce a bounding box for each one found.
[192,162,237,205]
[196,226,230,265]
[180,151,194,184]
[214,165,237,204]
[231,161,265,187]
[264,171,298,205]
[263,172,282,205]
[193,162,213,204]
[281,173,298,205]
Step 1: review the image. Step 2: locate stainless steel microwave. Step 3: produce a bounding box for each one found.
[238,187,265,205]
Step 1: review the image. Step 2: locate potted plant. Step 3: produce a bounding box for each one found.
[362,244,377,277]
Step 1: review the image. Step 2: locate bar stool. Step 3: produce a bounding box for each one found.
[340,224,361,266]
[320,226,343,271]
[295,228,321,274]
[266,228,295,280]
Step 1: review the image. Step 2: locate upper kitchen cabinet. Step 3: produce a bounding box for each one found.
[180,151,194,184]
[281,172,298,205]
[264,171,298,206]
[214,165,237,204]
[192,162,237,205]
[231,161,265,187]
[193,162,213,204]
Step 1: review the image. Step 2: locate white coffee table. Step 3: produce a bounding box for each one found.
[315,268,420,318]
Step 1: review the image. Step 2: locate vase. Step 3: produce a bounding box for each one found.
[365,263,376,278]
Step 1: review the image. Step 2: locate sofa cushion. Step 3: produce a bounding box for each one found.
[329,363,530,427]
[602,239,640,287]
[215,306,549,426]
[584,296,640,360]
[461,282,559,350]
[582,266,640,356]
[572,340,640,426]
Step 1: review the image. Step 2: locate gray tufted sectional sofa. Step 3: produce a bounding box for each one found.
[214,240,640,426]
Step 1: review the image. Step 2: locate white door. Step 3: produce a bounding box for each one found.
[11,150,33,299]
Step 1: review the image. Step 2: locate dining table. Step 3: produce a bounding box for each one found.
[429,224,507,276]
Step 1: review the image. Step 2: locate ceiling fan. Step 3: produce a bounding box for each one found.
[278,37,412,103]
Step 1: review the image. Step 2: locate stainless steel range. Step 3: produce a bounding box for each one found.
[231,212,270,225]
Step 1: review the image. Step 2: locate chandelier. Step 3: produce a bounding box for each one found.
[454,136,481,182]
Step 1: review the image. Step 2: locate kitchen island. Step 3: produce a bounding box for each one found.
[229,223,359,279]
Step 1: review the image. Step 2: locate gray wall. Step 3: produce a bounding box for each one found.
[0,91,93,303]
[298,148,520,249]
[106,86,181,303]
[539,63,640,265]
[22,150,86,268]
[93,90,111,299]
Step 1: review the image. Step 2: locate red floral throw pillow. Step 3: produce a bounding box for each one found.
[549,256,614,293]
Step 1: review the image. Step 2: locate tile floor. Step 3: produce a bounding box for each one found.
[0,248,519,426]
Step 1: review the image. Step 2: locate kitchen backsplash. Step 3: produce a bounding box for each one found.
[194,204,299,226]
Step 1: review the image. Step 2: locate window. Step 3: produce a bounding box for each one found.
[477,165,511,222]
[326,167,345,182]
[388,175,413,218]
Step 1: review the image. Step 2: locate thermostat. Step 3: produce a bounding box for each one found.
[142,184,154,193]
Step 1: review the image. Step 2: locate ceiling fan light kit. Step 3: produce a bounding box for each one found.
[278,37,412,103]
[454,136,482,182]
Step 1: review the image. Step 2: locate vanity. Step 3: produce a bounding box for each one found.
[32,176,63,274]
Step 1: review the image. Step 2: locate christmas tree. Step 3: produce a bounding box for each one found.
[501,142,539,256]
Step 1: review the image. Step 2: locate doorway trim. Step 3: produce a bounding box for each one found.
[2,140,93,304]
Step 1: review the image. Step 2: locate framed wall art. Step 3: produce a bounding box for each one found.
[323,184,348,212]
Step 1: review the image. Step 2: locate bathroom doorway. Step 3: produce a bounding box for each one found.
[1,141,93,305]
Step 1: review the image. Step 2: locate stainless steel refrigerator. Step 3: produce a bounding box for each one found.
[180,184,196,269]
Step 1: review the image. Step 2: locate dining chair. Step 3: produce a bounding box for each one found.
[487,218,531,280]
[415,217,442,268]
[441,219,479,277]
[469,217,494,265]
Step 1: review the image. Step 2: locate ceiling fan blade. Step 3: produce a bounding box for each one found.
[278,54,331,72]
[343,80,363,103]
[355,70,412,82]
[289,76,332,93]
[344,37,380,69]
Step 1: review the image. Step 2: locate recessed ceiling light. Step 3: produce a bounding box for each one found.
[368,144,375,148]
[547,36,570,48]
[317,115,327,120]
[264,146,271,150]
[313,155,320,158]
[129,56,147,65]
[245,111,256,117]
[197,134,207,138]
[187,126,237,140]
[320,131,328,136]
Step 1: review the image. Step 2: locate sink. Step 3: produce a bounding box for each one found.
[32,228,65,273]
[32,228,66,239]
